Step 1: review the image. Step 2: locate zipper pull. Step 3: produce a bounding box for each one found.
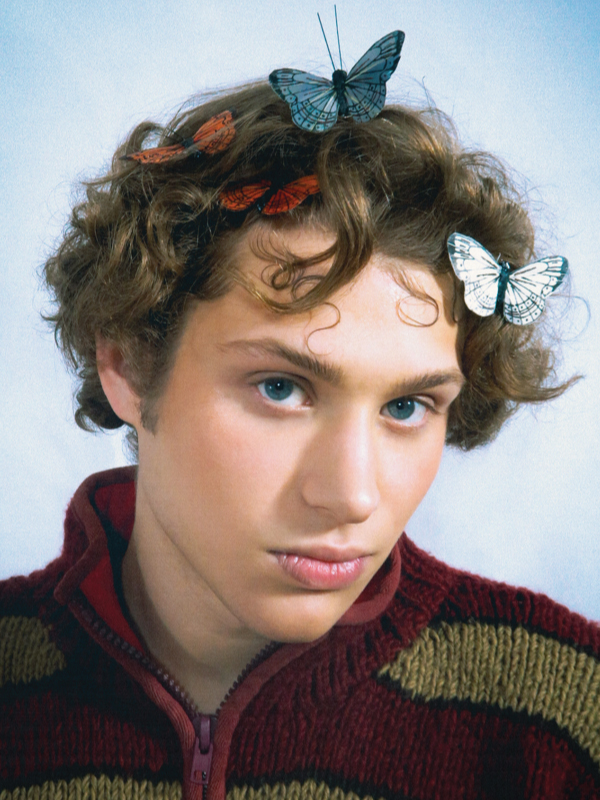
[190,715,214,786]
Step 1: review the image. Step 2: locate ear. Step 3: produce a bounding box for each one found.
[95,334,142,428]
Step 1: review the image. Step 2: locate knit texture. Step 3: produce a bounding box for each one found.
[1,469,599,800]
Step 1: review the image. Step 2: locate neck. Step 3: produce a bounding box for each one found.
[121,527,271,715]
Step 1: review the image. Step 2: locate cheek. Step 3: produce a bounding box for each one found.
[383,426,447,522]
[157,392,294,509]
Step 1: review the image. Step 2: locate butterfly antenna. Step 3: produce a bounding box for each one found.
[334,5,343,70]
[317,12,336,71]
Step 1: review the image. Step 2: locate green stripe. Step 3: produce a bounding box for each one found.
[378,620,600,764]
[228,781,383,800]
[0,776,182,800]
[0,616,66,686]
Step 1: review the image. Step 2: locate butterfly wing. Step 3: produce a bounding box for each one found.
[269,69,339,132]
[261,175,320,215]
[447,233,503,318]
[343,31,405,122]
[124,111,235,164]
[503,256,568,325]
[220,180,271,212]
[192,110,236,154]
[124,142,186,165]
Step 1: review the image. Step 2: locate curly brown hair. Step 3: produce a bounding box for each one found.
[43,81,574,451]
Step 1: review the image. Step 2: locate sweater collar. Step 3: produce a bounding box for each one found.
[54,467,401,645]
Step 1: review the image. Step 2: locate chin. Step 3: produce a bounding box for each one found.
[273,624,334,644]
[251,599,351,644]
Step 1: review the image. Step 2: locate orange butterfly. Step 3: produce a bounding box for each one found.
[220,174,320,215]
[124,110,235,165]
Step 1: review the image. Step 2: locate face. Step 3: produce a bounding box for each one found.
[129,227,463,645]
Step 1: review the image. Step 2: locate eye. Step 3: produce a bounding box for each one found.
[383,397,428,426]
[256,377,307,407]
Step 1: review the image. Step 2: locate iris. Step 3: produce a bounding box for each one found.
[263,378,295,402]
[387,398,416,420]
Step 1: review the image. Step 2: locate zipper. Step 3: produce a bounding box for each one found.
[80,602,214,793]
[78,600,280,798]
[190,714,214,797]
[79,601,199,716]
[187,641,280,794]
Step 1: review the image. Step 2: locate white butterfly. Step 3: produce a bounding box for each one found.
[447,233,568,325]
[269,30,404,133]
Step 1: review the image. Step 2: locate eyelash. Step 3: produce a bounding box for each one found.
[253,375,433,428]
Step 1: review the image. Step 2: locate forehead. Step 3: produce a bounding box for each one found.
[180,225,462,388]
[229,223,458,332]
[236,220,449,285]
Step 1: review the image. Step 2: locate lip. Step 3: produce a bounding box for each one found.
[272,549,368,590]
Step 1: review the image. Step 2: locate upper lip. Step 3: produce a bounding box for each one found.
[271,546,370,563]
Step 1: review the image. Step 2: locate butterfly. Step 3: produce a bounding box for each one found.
[269,29,404,132]
[219,175,320,215]
[124,110,235,165]
[447,233,568,326]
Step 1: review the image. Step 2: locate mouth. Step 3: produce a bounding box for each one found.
[271,550,368,590]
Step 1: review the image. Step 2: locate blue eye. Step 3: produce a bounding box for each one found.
[385,397,425,423]
[256,375,305,406]
[263,378,294,401]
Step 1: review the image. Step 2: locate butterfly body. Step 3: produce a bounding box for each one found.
[269,30,404,132]
[494,262,511,314]
[332,70,349,115]
[447,233,568,325]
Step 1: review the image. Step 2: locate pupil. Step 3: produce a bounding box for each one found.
[388,398,415,420]
[265,378,293,401]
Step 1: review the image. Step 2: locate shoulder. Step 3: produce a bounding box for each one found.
[377,535,600,786]
[386,534,600,654]
[381,547,600,706]
[381,535,600,705]
[0,557,72,690]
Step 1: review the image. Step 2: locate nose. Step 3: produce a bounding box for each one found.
[299,410,380,525]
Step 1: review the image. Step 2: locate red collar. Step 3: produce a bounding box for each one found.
[55,467,401,646]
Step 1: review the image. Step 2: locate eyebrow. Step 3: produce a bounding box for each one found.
[220,337,465,396]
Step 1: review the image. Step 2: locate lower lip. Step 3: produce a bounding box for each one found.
[274,553,366,590]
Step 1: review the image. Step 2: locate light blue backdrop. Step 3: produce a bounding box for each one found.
[1,0,598,619]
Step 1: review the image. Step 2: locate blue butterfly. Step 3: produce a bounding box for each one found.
[269,30,405,133]
[447,233,568,326]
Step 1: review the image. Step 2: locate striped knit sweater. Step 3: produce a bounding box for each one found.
[1,468,599,799]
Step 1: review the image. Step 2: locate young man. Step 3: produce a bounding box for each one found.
[1,82,598,799]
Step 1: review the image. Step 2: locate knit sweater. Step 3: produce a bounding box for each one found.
[1,468,599,800]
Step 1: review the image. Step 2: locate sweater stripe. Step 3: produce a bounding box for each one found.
[228,781,386,800]
[0,616,66,687]
[0,776,182,800]
[378,620,600,765]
